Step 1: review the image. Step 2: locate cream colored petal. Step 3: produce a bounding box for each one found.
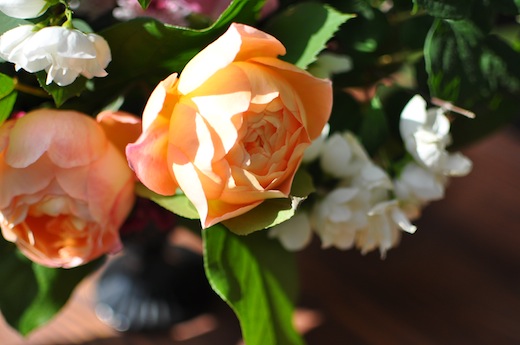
[178,23,285,95]
[189,65,251,154]
[177,25,243,95]
[142,73,178,131]
[172,158,209,227]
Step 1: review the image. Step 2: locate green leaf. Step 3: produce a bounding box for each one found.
[424,19,520,103]
[290,169,315,198]
[203,225,304,345]
[358,94,389,155]
[0,238,102,335]
[0,91,17,126]
[72,18,94,33]
[0,12,29,35]
[136,173,309,234]
[450,93,520,148]
[222,198,299,235]
[135,184,199,220]
[330,4,395,88]
[137,0,152,10]
[328,89,362,133]
[264,2,353,68]
[0,73,15,98]
[336,2,389,56]
[413,0,475,19]
[36,72,88,107]
[495,0,520,15]
[0,73,16,125]
[63,0,265,113]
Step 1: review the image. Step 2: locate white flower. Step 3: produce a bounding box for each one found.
[312,132,413,252]
[0,0,47,19]
[0,25,36,64]
[400,95,472,176]
[320,132,370,178]
[352,163,393,190]
[0,26,111,86]
[302,123,329,163]
[356,200,416,257]
[268,213,313,251]
[394,162,446,203]
[311,187,370,249]
[308,52,352,79]
[393,162,447,220]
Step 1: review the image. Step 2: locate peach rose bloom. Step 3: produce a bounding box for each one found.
[127,23,332,229]
[0,109,140,268]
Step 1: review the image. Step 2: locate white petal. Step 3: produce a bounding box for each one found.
[320,133,352,178]
[354,164,393,190]
[268,213,312,251]
[428,108,451,138]
[83,33,111,77]
[391,207,417,234]
[302,123,329,162]
[0,25,36,62]
[445,152,472,176]
[16,27,111,86]
[395,163,445,202]
[0,0,47,19]
[400,95,428,139]
[328,187,359,204]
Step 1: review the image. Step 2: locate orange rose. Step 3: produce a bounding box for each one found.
[0,109,140,268]
[127,23,332,229]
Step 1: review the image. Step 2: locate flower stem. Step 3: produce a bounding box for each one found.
[14,79,51,98]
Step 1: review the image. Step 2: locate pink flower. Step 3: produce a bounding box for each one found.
[0,109,140,268]
[113,0,278,25]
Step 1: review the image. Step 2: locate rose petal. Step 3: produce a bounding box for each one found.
[126,116,177,195]
[87,144,135,226]
[172,157,209,226]
[189,65,251,154]
[6,110,106,168]
[250,56,332,139]
[142,73,179,131]
[97,110,142,158]
[178,23,285,95]
[0,153,55,209]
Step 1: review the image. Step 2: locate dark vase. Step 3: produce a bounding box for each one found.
[95,198,213,332]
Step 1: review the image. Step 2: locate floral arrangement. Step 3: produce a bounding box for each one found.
[0,0,519,343]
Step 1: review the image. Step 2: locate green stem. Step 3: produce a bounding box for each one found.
[14,79,51,98]
[387,9,427,25]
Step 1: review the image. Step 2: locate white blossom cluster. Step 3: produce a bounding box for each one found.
[0,0,111,86]
[396,95,472,219]
[270,95,472,257]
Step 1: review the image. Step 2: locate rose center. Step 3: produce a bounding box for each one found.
[26,195,89,233]
[242,110,279,157]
